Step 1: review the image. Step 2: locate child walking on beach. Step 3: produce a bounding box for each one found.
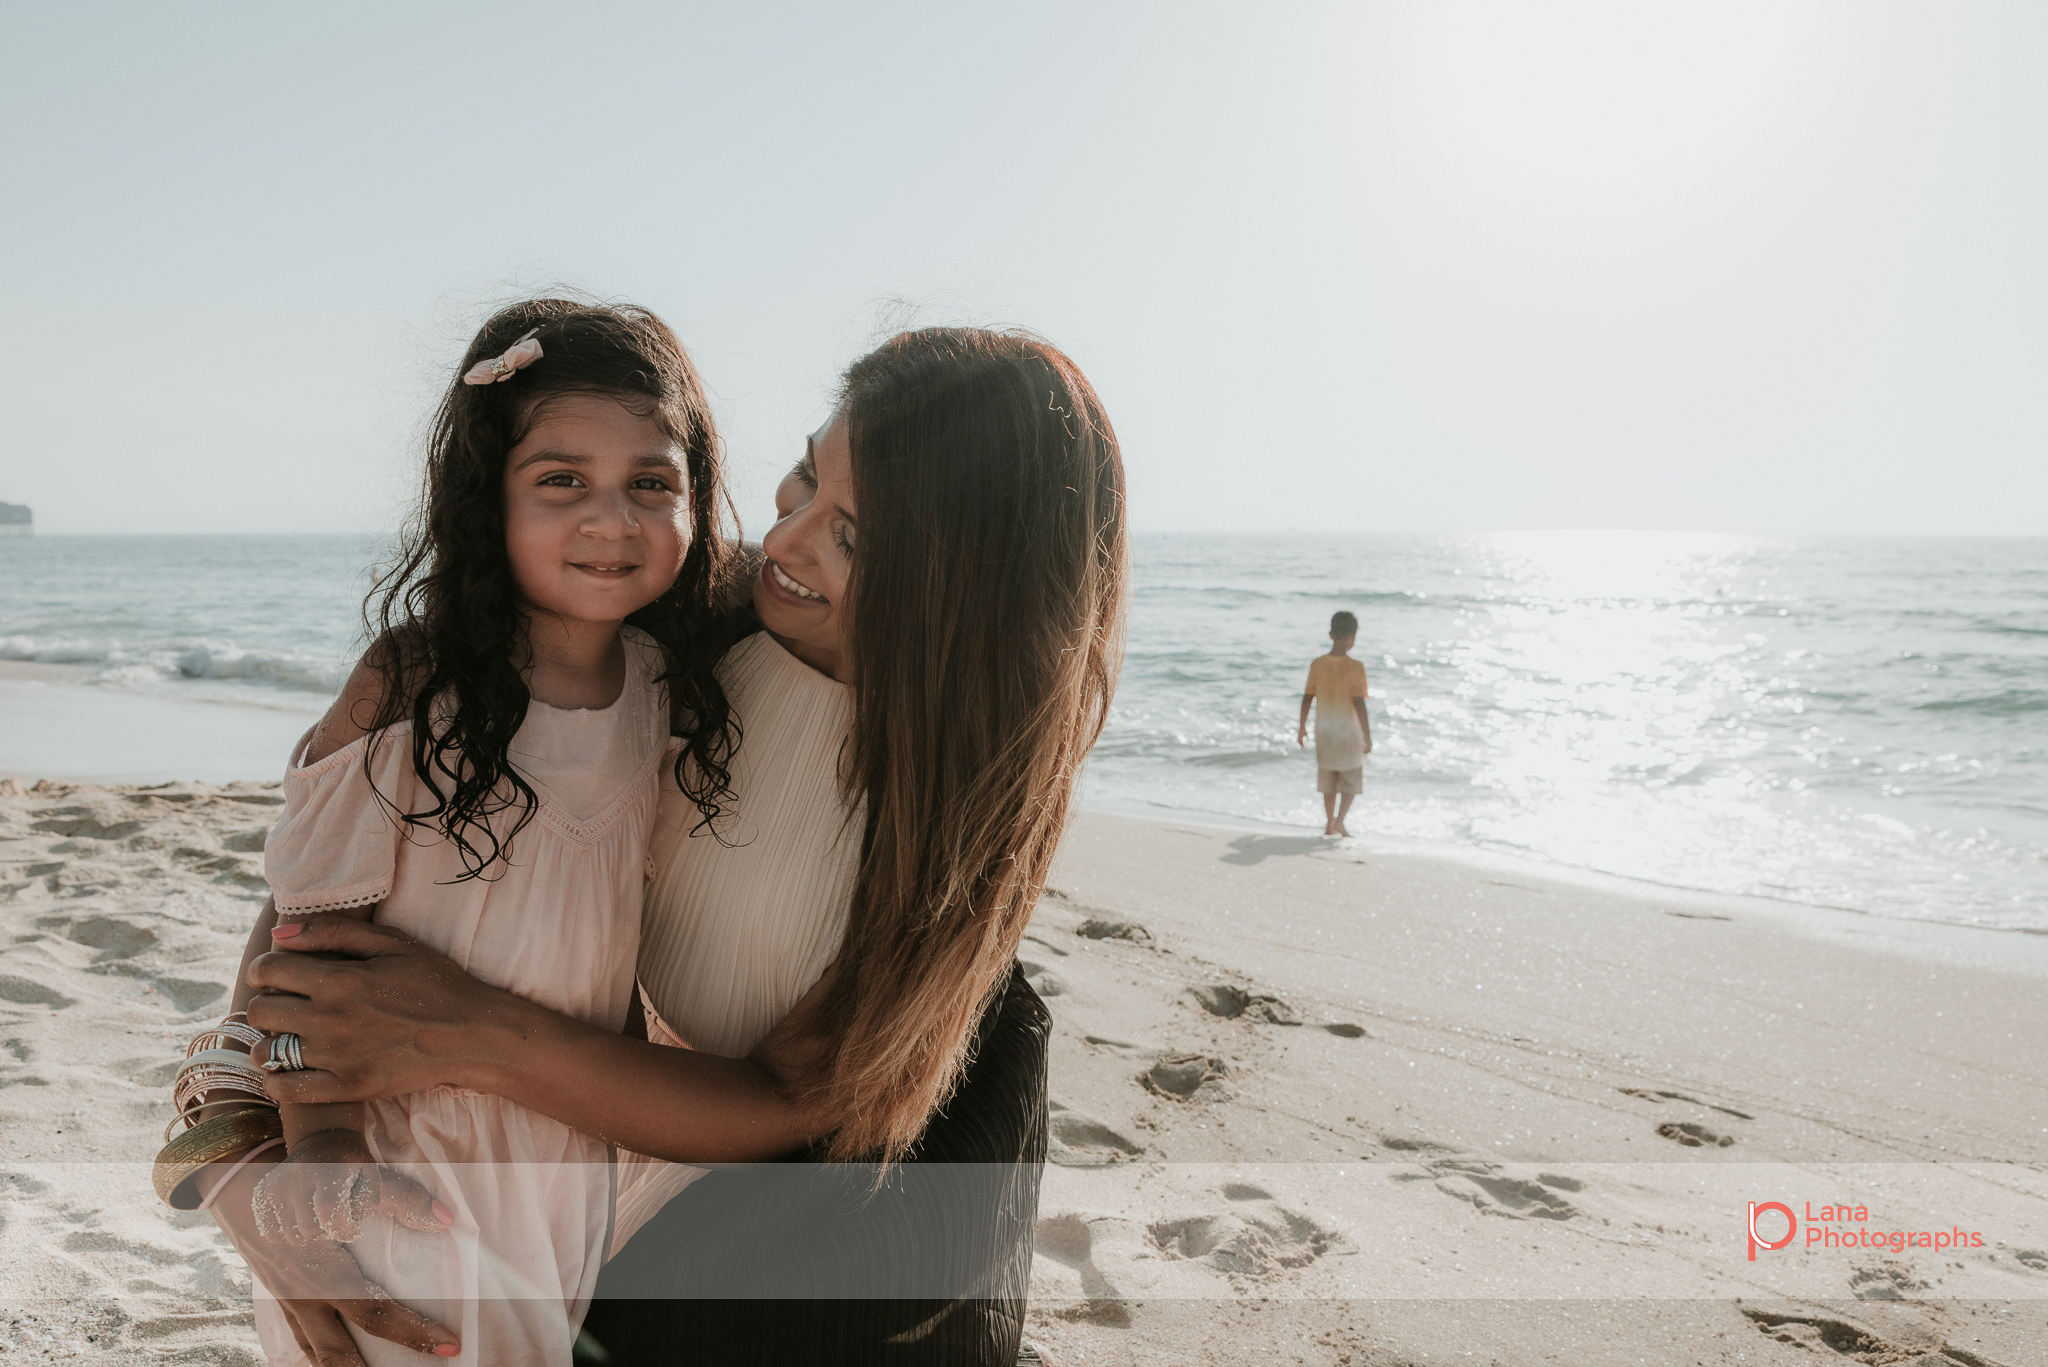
[192,300,734,1365]
[1297,610,1372,836]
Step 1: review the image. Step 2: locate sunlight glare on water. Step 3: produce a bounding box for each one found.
[1086,532,2048,931]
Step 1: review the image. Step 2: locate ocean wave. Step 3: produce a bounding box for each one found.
[0,634,347,695]
[1915,690,2048,716]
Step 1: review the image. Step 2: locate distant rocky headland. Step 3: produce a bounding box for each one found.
[0,502,30,536]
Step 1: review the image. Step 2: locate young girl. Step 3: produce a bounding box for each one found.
[228,299,738,1365]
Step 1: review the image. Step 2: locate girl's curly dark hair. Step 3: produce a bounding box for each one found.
[362,297,745,879]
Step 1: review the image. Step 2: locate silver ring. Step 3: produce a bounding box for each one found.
[261,1032,306,1073]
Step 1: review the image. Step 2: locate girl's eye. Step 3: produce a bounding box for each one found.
[537,472,580,488]
[832,523,856,557]
[631,476,676,493]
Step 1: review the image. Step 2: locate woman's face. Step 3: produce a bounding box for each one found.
[501,393,689,629]
[757,412,856,681]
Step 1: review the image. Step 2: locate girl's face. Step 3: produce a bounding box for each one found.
[501,393,688,628]
[757,412,856,681]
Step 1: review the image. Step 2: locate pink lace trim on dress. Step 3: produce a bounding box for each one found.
[272,885,389,914]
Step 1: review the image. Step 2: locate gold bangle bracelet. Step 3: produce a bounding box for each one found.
[153,1105,285,1209]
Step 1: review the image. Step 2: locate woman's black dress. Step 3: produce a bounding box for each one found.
[577,962,1050,1366]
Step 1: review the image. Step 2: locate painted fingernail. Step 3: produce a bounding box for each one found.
[271,923,304,939]
[434,1344,461,1356]
[432,1201,454,1226]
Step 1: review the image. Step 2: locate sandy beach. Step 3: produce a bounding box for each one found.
[3,779,2044,1365]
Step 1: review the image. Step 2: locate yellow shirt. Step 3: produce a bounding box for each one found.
[1306,654,1367,705]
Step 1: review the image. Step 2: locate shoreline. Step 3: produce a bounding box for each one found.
[5,651,2033,947]
[1079,794,2048,977]
[0,672,318,786]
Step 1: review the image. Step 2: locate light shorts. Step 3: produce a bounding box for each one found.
[1318,766,1363,796]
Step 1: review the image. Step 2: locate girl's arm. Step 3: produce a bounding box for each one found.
[225,898,383,1243]
[228,898,370,1138]
[250,916,824,1163]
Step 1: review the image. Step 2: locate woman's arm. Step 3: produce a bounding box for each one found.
[248,916,824,1164]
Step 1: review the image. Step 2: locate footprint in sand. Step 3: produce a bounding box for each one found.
[1033,1212,1131,1326]
[0,975,74,1009]
[1322,1022,1367,1038]
[1148,1194,1348,1276]
[1425,1158,1581,1220]
[1076,918,1152,944]
[1850,1264,1930,1300]
[84,962,226,1014]
[1655,1121,1735,1148]
[1046,1101,1145,1167]
[52,915,159,961]
[1738,1306,1989,1364]
[1185,983,1300,1025]
[1140,1054,1233,1102]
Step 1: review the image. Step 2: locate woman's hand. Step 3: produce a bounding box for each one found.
[210,1150,460,1362]
[245,916,520,1105]
[253,1128,454,1246]
[253,915,820,1163]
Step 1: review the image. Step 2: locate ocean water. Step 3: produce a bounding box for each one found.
[3,532,2044,931]
[1093,532,2047,932]
[0,535,371,712]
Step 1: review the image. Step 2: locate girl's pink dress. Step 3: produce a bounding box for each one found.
[253,629,668,1367]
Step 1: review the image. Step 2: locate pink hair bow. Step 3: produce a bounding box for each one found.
[462,330,544,385]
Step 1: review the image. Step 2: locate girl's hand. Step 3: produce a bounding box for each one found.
[1296,725,1307,747]
[253,1128,453,1246]
[210,1151,461,1362]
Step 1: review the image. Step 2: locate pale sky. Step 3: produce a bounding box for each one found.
[2,1,2043,537]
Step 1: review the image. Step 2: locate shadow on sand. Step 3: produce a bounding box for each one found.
[1219,834,1336,866]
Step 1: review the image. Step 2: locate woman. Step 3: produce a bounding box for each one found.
[208,327,1126,1364]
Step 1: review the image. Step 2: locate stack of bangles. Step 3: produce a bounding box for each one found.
[152,1012,289,1211]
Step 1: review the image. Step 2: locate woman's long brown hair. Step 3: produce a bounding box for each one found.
[798,327,1127,1163]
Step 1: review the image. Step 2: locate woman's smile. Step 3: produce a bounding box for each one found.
[765,558,827,603]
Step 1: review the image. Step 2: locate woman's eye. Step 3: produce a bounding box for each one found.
[832,523,856,556]
[631,476,676,493]
[537,472,580,488]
